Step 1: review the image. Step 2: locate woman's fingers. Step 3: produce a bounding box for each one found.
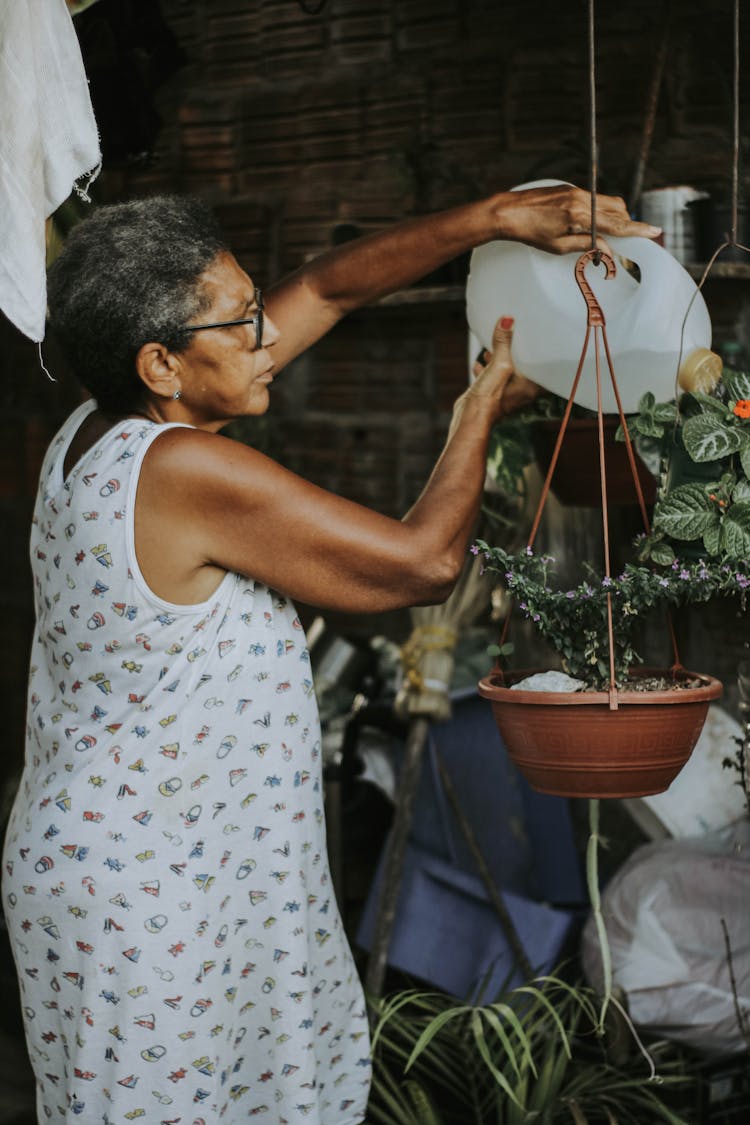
[501,185,661,254]
[482,315,514,374]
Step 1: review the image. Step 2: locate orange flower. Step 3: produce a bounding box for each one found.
[733,398,750,418]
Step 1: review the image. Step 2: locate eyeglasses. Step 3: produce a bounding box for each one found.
[184,288,265,350]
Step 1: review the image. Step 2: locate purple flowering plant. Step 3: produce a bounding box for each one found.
[473,541,750,689]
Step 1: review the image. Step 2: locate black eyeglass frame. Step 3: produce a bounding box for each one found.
[183,288,264,350]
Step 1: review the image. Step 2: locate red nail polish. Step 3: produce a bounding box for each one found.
[500,316,514,330]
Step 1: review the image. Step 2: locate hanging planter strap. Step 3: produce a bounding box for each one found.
[494,0,686,699]
[495,248,682,707]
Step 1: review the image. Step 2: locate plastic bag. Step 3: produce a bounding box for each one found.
[582,821,750,1056]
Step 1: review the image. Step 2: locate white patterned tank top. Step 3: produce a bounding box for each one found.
[2,400,370,1124]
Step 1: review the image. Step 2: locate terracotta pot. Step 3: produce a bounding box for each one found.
[478,667,722,798]
[532,417,657,507]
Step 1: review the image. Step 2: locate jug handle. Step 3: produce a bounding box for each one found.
[574,249,616,326]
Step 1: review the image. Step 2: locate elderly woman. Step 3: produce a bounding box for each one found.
[2,186,655,1124]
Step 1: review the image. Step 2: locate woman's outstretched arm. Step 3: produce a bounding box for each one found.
[265,183,659,368]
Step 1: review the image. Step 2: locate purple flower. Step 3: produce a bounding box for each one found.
[679,569,690,580]
[737,573,750,589]
[659,577,670,587]
[601,576,613,588]
[566,590,576,599]
[470,544,480,555]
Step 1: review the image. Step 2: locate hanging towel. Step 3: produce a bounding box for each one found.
[0,0,100,341]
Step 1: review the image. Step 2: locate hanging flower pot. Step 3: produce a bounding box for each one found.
[531,417,657,507]
[472,248,739,800]
[478,667,722,798]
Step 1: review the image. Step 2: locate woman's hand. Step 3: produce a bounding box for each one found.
[469,317,540,420]
[493,183,660,256]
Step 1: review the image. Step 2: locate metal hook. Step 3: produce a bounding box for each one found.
[574,249,616,326]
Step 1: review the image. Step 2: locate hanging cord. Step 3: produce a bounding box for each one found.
[584,0,680,691]
[38,342,56,383]
[731,0,741,245]
[587,0,617,700]
[587,0,599,262]
[494,0,682,683]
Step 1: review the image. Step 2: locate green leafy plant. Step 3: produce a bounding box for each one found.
[474,543,750,689]
[618,372,750,565]
[368,977,693,1125]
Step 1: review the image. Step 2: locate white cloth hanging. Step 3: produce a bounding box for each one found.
[0,0,100,341]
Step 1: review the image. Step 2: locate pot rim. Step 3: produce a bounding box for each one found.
[478,666,723,707]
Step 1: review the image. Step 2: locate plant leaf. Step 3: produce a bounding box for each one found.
[404,1005,471,1072]
[632,414,665,439]
[474,1008,523,1082]
[566,1099,590,1125]
[703,520,722,556]
[740,443,750,480]
[720,500,750,557]
[470,1009,526,1110]
[723,370,750,400]
[405,1079,444,1125]
[652,401,680,423]
[649,540,676,566]
[682,414,743,461]
[653,484,719,540]
[687,392,730,418]
[733,477,750,501]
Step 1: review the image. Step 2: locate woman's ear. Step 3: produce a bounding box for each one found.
[135,342,182,400]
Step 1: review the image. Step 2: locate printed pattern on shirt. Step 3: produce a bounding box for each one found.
[2,404,370,1124]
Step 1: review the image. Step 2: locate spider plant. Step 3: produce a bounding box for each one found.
[368,976,693,1125]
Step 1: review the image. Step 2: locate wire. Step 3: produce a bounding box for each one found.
[587,0,599,260]
[731,0,740,244]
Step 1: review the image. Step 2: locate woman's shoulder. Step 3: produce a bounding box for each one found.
[143,424,277,485]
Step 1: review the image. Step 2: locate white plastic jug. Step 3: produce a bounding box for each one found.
[466,181,718,413]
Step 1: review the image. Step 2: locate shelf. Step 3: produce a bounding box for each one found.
[685,260,750,280]
[377,285,464,306]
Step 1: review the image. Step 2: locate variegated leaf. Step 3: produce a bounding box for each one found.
[682,415,742,462]
[721,501,750,558]
[723,370,750,400]
[654,484,718,540]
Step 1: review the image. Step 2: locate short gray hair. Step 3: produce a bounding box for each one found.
[47,195,229,414]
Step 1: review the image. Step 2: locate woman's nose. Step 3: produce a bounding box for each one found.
[262,314,281,348]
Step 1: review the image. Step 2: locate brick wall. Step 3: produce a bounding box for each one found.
[2,0,749,777]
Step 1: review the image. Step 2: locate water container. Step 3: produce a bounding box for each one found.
[466,181,719,413]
